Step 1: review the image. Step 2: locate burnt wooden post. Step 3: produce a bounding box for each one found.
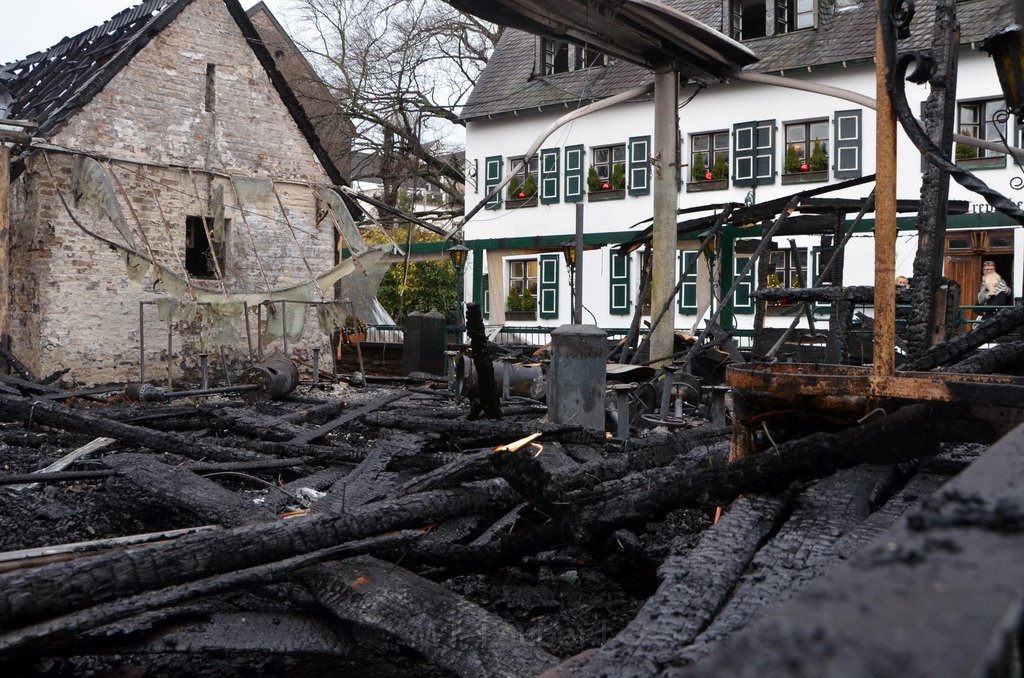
[908,0,960,357]
[465,302,501,419]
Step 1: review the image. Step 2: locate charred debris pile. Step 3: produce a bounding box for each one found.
[0,306,1022,676]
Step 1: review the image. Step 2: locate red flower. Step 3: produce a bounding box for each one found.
[705,171,714,180]
[602,182,611,190]
[518,191,526,198]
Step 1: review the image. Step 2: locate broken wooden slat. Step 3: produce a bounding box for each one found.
[104,454,280,527]
[315,432,425,513]
[287,391,411,445]
[308,556,557,677]
[9,437,116,491]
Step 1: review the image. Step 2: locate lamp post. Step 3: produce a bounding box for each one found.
[561,240,577,323]
[447,243,468,344]
[982,24,1024,118]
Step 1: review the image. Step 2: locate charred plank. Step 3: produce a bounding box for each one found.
[307,556,558,677]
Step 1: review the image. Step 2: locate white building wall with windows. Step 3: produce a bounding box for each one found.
[463,40,1021,335]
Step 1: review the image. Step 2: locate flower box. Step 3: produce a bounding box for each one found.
[686,178,728,192]
[504,196,538,209]
[587,188,625,202]
[781,170,828,185]
[505,310,537,321]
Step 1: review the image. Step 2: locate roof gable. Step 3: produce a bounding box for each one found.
[1,0,345,185]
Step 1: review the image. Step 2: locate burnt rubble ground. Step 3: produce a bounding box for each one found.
[0,368,996,676]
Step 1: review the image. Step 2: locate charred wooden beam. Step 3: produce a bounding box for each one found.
[0,456,314,486]
[0,393,263,463]
[944,340,1024,374]
[583,494,788,676]
[466,303,501,419]
[362,411,600,447]
[314,433,427,513]
[0,480,519,637]
[308,556,558,678]
[104,454,281,527]
[905,304,1024,371]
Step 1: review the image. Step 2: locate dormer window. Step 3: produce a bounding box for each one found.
[729,0,815,39]
[540,38,609,75]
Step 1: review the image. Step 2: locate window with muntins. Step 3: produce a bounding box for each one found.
[690,130,729,183]
[729,0,767,39]
[784,118,829,175]
[540,38,609,75]
[776,0,816,33]
[593,144,626,187]
[766,247,808,288]
[508,156,539,200]
[956,98,1007,166]
[507,259,538,315]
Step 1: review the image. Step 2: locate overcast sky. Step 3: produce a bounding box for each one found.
[1,0,295,64]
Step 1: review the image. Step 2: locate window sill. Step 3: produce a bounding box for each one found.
[686,179,728,192]
[504,196,538,209]
[587,189,625,202]
[505,310,537,321]
[955,156,1006,170]
[781,170,828,184]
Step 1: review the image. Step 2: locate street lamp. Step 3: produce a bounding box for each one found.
[561,241,577,323]
[447,243,468,343]
[983,24,1024,117]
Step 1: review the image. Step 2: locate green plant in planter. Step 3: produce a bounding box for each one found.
[507,175,523,199]
[507,287,522,311]
[521,287,536,311]
[691,153,707,182]
[522,173,538,198]
[587,166,601,192]
[809,139,828,172]
[611,163,626,190]
[956,140,978,161]
[711,153,728,180]
[784,144,802,174]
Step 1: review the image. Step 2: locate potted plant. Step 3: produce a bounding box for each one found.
[691,153,708,182]
[809,139,828,172]
[784,144,802,174]
[711,153,728,180]
[507,175,523,200]
[343,315,367,344]
[522,173,538,198]
[587,166,601,193]
[611,162,626,190]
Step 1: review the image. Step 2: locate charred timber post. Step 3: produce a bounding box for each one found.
[466,303,501,419]
[649,65,680,368]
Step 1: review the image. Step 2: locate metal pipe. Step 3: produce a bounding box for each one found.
[166,322,173,389]
[281,300,288,356]
[311,347,321,385]
[243,301,254,362]
[138,301,146,384]
[659,364,676,417]
[574,203,584,324]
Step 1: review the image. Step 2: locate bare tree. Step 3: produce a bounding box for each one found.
[293,0,501,214]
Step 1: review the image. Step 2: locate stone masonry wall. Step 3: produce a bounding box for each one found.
[10,0,339,385]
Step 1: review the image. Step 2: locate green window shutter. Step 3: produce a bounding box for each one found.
[732,255,756,314]
[733,121,775,186]
[833,109,862,178]
[628,135,651,196]
[484,155,503,209]
[564,145,585,202]
[678,251,698,313]
[538,254,560,319]
[540,147,560,204]
[481,273,490,319]
[609,251,631,315]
